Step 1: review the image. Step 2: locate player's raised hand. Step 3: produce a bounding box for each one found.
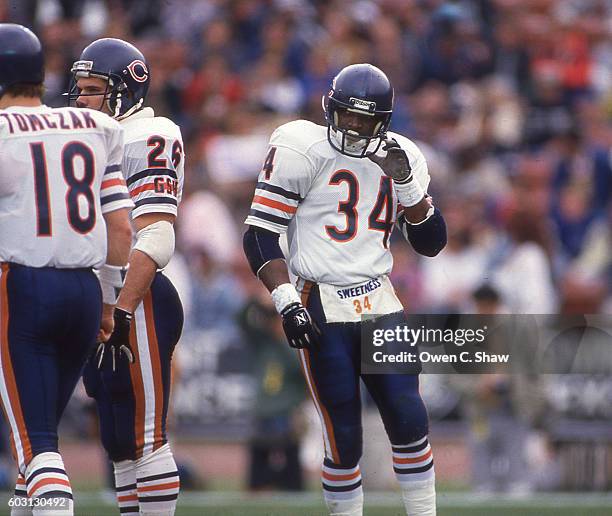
[369,138,413,184]
[280,302,320,350]
[96,308,135,371]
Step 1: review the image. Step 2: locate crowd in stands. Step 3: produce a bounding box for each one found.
[3,0,611,492]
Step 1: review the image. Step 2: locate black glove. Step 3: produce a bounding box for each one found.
[368,138,413,184]
[96,308,135,371]
[280,302,320,350]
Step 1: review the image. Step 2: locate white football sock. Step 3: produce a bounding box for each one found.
[114,459,138,516]
[25,452,73,516]
[392,436,436,515]
[135,443,180,515]
[322,462,363,516]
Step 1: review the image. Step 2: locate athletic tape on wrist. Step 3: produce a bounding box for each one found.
[98,263,129,305]
[271,283,301,314]
[395,179,425,207]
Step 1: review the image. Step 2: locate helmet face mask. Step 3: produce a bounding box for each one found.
[68,65,130,117]
[323,64,393,158]
[325,100,389,158]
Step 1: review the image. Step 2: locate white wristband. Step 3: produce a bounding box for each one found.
[97,263,129,305]
[271,283,301,314]
[395,179,425,207]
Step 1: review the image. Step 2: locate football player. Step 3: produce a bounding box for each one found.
[0,24,133,516]
[243,64,447,515]
[68,39,185,516]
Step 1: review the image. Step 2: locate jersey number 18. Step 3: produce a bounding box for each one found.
[30,141,96,236]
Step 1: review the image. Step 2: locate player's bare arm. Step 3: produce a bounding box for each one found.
[97,211,176,369]
[244,226,319,350]
[117,212,176,314]
[256,257,290,293]
[99,207,133,341]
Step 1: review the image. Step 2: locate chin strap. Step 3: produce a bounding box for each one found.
[115,97,144,120]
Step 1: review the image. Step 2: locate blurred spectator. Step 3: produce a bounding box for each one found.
[450,285,548,494]
[416,3,493,86]
[490,208,557,314]
[239,297,306,491]
[178,191,245,331]
[551,128,611,261]
[420,201,489,312]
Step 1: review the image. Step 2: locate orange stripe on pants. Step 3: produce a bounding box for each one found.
[128,321,146,458]
[300,349,340,464]
[143,292,164,451]
[300,280,314,307]
[0,263,33,469]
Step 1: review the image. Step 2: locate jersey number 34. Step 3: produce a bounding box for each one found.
[325,170,394,248]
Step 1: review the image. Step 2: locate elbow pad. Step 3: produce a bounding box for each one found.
[132,220,175,268]
[398,207,447,257]
[243,225,284,276]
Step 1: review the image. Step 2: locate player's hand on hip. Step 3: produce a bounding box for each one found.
[369,138,413,184]
[96,308,135,371]
[280,302,320,351]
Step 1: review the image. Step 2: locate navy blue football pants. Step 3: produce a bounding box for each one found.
[0,263,102,473]
[299,283,429,468]
[83,272,183,462]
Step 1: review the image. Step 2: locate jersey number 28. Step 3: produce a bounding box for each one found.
[31,141,96,236]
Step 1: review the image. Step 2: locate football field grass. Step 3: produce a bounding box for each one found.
[2,492,610,515]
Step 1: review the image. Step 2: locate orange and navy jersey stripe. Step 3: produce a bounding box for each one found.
[100,164,132,214]
[247,182,302,233]
[126,167,179,219]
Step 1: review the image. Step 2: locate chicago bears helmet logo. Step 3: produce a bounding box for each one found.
[126,60,149,83]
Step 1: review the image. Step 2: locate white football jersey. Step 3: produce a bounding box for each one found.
[245,120,431,286]
[119,107,184,221]
[0,105,132,268]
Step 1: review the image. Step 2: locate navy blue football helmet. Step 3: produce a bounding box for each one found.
[0,24,44,97]
[68,38,150,119]
[323,64,393,158]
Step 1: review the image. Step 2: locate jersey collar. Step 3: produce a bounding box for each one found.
[1,104,49,112]
[121,106,155,123]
